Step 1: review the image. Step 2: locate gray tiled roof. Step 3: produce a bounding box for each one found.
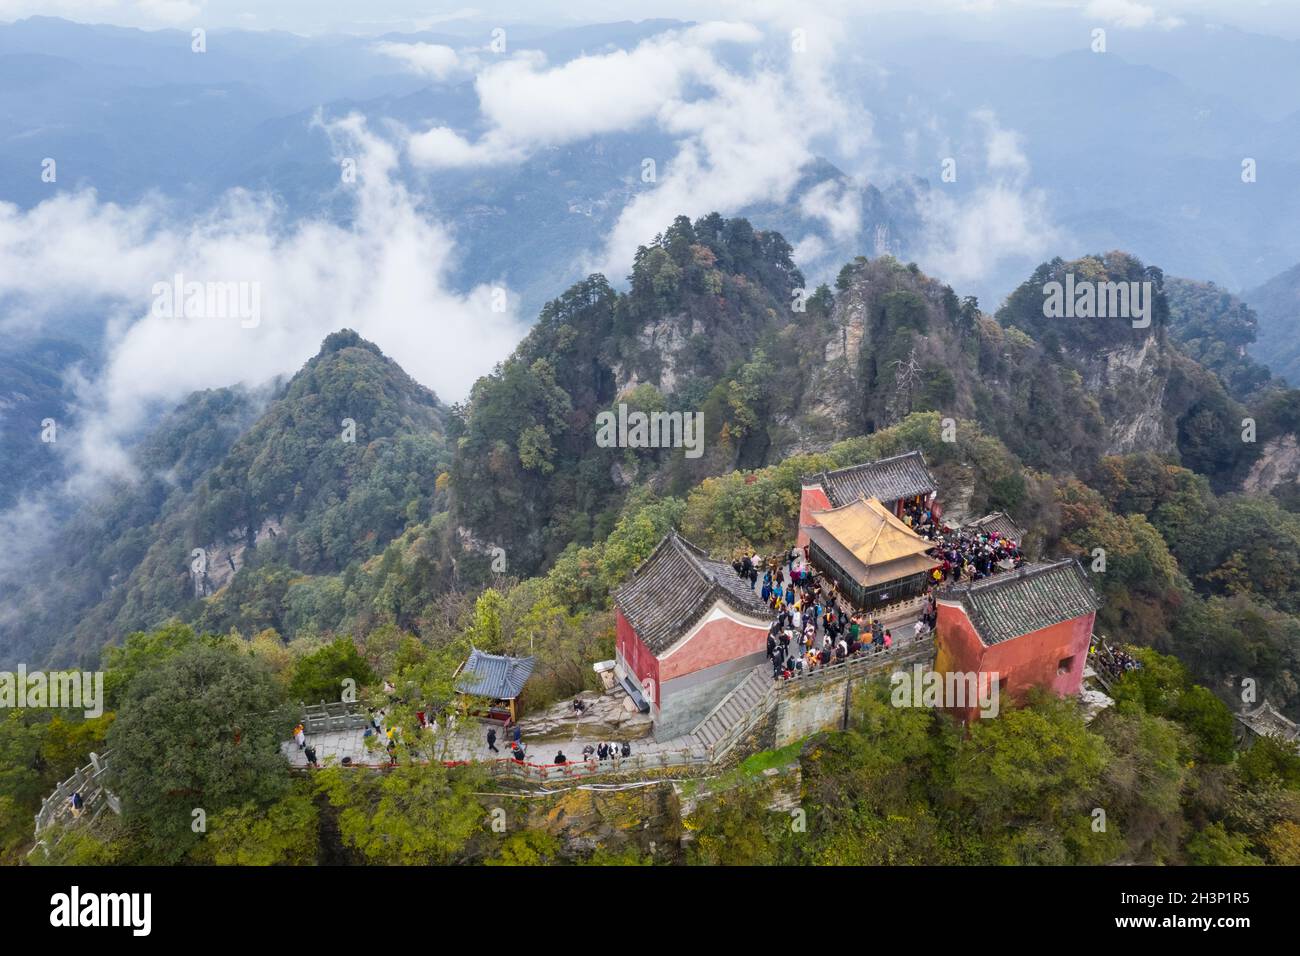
[614,531,769,656]
[963,512,1025,541]
[1236,701,1299,743]
[941,558,1100,646]
[806,450,937,507]
[457,648,536,700]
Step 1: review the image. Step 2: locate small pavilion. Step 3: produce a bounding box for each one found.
[455,647,536,724]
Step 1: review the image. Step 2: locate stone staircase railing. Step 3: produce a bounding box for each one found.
[780,631,935,689]
[32,750,120,844]
[689,630,938,764]
[691,665,777,762]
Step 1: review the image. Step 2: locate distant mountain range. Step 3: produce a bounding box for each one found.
[5,15,1300,311]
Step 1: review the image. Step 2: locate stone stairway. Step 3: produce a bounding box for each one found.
[689,665,772,753]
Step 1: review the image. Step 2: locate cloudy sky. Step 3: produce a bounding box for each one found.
[3,0,1300,37]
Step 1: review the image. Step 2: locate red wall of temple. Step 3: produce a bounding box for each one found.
[616,609,661,709]
[933,603,984,679]
[983,612,1095,699]
[797,484,833,547]
[934,602,1095,722]
[659,610,769,682]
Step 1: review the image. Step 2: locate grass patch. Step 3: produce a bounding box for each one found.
[739,741,803,775]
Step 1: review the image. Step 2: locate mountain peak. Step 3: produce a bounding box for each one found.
[318,328,382,358]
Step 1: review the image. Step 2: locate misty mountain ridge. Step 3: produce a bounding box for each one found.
[6,212,1300,682]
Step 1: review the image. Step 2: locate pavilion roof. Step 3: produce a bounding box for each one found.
[456,648,536,700]
[1236,701,1300,743]
[962,512,1024,542]
[806,496,939,586]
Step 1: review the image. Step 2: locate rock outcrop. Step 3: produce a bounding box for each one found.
[1243,433,1300,495]
[517,688,653,741]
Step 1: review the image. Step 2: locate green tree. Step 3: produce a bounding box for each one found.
[486,830,562,866]
[288,638,376,704]
[196,788,319,865]
[1185,822,1262,865]
[102,621,205,708]
[316,763,485,865]
[107,644,290,861]
[687,780,781,865]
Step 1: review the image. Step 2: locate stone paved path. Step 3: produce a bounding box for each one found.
[282,720,701,769]
[283,601,925,772]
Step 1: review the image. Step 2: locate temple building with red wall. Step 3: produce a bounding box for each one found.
[933,558,1101,723]
[799,450,939,547]
[614,531,771,740]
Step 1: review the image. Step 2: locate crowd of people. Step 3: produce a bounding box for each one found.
[736,509,1028,683]
[734,545,936,682]
[923,526,1024,585]
[898,497,1027,585]
[1091,640,1143,681]
[901,498,940,535]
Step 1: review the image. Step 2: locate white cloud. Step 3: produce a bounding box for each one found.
[399,16,869,278]
[404,22,762,170]
[912,112,1063,287]
[576,20,869,278]
[975,108,1030,174]
[800,179,862,243]
[792,233,830,265]
[1084,0,1184,30]
[0,115,525,490]
[407,125,518,168]
[372,41,462,80]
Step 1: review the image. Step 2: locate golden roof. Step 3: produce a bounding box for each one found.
[810,496,935,566]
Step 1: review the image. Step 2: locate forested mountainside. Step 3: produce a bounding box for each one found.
[9,214,1300,728]
[2,330,450,667]
[1244,263,1300,388]
[448,213,807,574]
[9,411,1300,867]
[1164,276,1275,402]
[7,213,1300,868]
[451,227,1300,580]
[0,336,93,512]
